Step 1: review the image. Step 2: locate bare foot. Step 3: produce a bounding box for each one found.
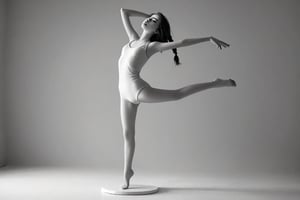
[122,169,134,190]
[214,78,236,87]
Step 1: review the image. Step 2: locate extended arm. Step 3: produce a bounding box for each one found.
[150,36,230,54]
[182,37,211,46]
[120,8,150,41]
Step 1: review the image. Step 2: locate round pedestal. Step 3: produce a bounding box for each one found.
[101,184,159,195]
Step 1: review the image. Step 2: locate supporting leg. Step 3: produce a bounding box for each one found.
[120,97,139,189]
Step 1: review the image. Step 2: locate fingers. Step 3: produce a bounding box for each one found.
[216,39,230,50]
[220,40,230,48]
[210,37,230,50]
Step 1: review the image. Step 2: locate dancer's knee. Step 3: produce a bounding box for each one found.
[176,89,184,100]
[123,129,135,141]
[165,89,182,101]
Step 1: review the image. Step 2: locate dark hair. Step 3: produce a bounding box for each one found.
[149,12,181,66]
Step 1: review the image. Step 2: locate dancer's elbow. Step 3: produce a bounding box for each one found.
[181,39,192,47]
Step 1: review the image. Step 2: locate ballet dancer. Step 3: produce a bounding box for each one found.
[119,8,236,189]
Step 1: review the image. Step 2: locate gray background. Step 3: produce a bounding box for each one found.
[0,0,6,166]
[1,0,300,176]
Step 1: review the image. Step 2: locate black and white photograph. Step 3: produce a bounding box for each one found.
[0,0,299,199]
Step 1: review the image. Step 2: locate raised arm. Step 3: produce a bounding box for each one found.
[120,8,150,41]
[150,36,230,54]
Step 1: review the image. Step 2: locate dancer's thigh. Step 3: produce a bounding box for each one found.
[120,97,139,132]
[138,86,180,103]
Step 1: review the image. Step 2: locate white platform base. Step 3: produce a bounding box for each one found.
[101,184,159,195]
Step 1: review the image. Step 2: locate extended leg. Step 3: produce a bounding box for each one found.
[138,78,236,103]
[120,97,139,189]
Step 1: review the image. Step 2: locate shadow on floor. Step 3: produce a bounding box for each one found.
[158,186,300,195]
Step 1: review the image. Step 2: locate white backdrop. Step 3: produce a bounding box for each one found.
[2,0,300,176]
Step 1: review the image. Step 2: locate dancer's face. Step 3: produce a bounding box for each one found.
[141,14,161,33]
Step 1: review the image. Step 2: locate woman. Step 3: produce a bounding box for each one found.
[119,8,236,189]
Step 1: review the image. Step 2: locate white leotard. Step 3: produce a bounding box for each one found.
[118,40,151,104]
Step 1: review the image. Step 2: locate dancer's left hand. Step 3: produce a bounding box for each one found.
[210,37,230,49]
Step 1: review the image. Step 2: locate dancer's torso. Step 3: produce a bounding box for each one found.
[118,40,150,74]
[118,40,151,103]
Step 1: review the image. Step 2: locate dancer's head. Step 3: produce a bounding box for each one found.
[142,12,181,65]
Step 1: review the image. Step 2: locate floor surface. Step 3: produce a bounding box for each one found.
[0,166,300,200]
